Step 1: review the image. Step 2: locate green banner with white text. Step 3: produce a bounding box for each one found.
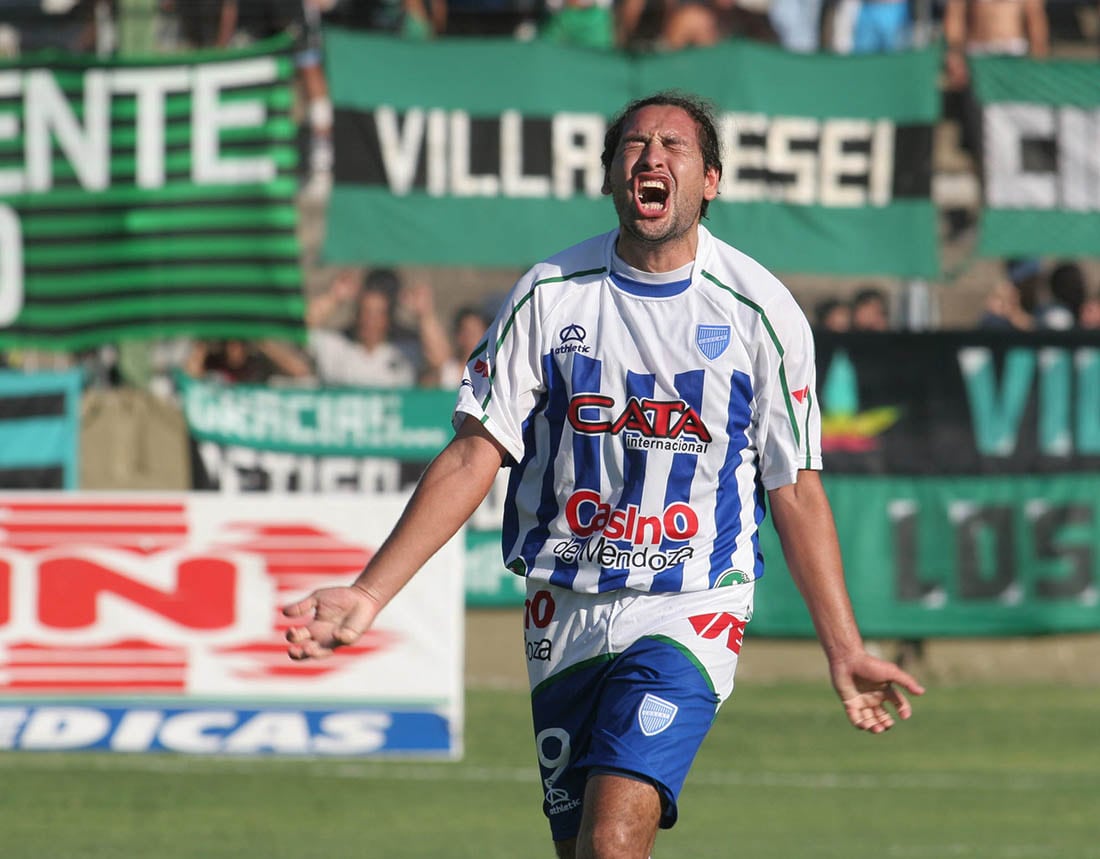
[973,57,1100,259]
[323,31,940,278]
[0,39,306,351]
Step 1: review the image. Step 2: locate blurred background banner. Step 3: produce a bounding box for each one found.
[816,331,1100,474]
[756,473,1100,637]
[0,38,306,351]
[0,493,464,756]
[0,368,82,489]
[322,30,940,277]
[974,57,1100,260]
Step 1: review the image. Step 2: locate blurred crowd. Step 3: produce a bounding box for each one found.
[1,0,1098,397]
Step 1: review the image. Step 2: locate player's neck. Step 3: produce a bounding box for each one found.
[615,227,700,273]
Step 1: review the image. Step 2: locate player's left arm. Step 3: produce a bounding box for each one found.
[768,471,925,733]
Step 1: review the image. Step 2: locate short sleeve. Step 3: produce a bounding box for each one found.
[453,274,545,464]
[757,294,822,490]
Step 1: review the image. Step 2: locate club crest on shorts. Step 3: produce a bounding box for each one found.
[696,325,731,361]
[637,693,679,736]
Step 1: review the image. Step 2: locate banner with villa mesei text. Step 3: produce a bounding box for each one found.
[322,31,940,278]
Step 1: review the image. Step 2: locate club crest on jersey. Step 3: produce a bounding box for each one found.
[637,693,679,736]
[696,325,731,361]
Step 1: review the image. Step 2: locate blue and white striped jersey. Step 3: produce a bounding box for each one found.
[454,225,822,595]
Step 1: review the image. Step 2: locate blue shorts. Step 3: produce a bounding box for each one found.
[524,582,753,841]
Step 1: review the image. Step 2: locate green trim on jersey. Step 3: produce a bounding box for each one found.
[700,270,802,449]
[479,267,609,413]
[530,652,616,699]
[646,634,719,700]
[802,389,814,469]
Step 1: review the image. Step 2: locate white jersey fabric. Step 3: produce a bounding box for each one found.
[454,225,822,595]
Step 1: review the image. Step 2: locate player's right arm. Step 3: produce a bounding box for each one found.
[283,415,507,660]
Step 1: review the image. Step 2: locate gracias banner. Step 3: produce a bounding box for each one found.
[973,56,1100,259]
[0,493,464,757]
[322,31,940,278]
[0,39,305,351]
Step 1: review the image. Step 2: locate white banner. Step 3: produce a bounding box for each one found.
[0,493,464,757]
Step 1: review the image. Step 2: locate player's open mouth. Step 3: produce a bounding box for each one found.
[634,177,670,217]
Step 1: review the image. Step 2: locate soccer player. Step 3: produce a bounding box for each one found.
[283,91,924,859]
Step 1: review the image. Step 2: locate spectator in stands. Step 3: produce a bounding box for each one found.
[1035,260,1087,330]
[426,305,492,389]
[184,338,312,384]
[617,0,778,51]
[977,279,1033,330]
[324,0,445,37]
[5,0,99,54]
[769,0,821,51]
[300,268,455,388]
[1004,256,1043,316]
[942,0,1049,235]
[1080,292,1100,329]
[828,0,908,53]
[539,0,616,49]
[850,286,891,331]
[814,297,852,332]
[944,0,1048,90]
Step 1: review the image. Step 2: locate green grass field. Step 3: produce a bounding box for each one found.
[3,682,1098,859]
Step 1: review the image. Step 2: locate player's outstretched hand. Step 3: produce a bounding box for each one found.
[282,586,380,660]
[830,651,925,734]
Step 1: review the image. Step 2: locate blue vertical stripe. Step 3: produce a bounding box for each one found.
[651,369,705,591]
[514,355,571,582]
[598,370,654,592]
[708,370,754,586]
[549,354,603,589]
[501,389,547,568]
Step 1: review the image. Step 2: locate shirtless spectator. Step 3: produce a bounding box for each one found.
[944,0,1049,89]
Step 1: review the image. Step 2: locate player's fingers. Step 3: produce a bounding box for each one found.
[886,685,913,720]
[282,596,317,618]
[285,626,311,644]
[885,665,926,697]
[844,697,895,733]
[289,638,334,661]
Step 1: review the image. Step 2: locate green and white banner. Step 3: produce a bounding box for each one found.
[973,57,1100,258]
[758,474,1100,638]
[0,39,305,351]
[323,31,940,278]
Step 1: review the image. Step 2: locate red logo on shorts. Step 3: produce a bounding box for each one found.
[688,613,746,654]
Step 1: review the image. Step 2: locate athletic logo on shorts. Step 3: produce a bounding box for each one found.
[696,325,730,360]
[637,693,679,736]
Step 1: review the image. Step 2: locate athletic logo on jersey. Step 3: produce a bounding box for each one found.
[696,325,731,360]
[637,693,679,736]
[473,358,490,377]
[554,324,591,355]
[791,385,810,404]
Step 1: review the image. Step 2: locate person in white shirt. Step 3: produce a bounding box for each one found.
[305,269,418,388]
[283,91,923,859]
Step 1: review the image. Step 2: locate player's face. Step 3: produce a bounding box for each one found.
[602,105,719,258]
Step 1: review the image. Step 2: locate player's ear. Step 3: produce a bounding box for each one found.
[703,165,720,202]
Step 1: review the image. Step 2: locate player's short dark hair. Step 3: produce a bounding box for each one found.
[601,91,723,218]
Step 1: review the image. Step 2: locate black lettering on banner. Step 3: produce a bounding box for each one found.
[1032,504,1094,599]
[956,505,1016,600]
